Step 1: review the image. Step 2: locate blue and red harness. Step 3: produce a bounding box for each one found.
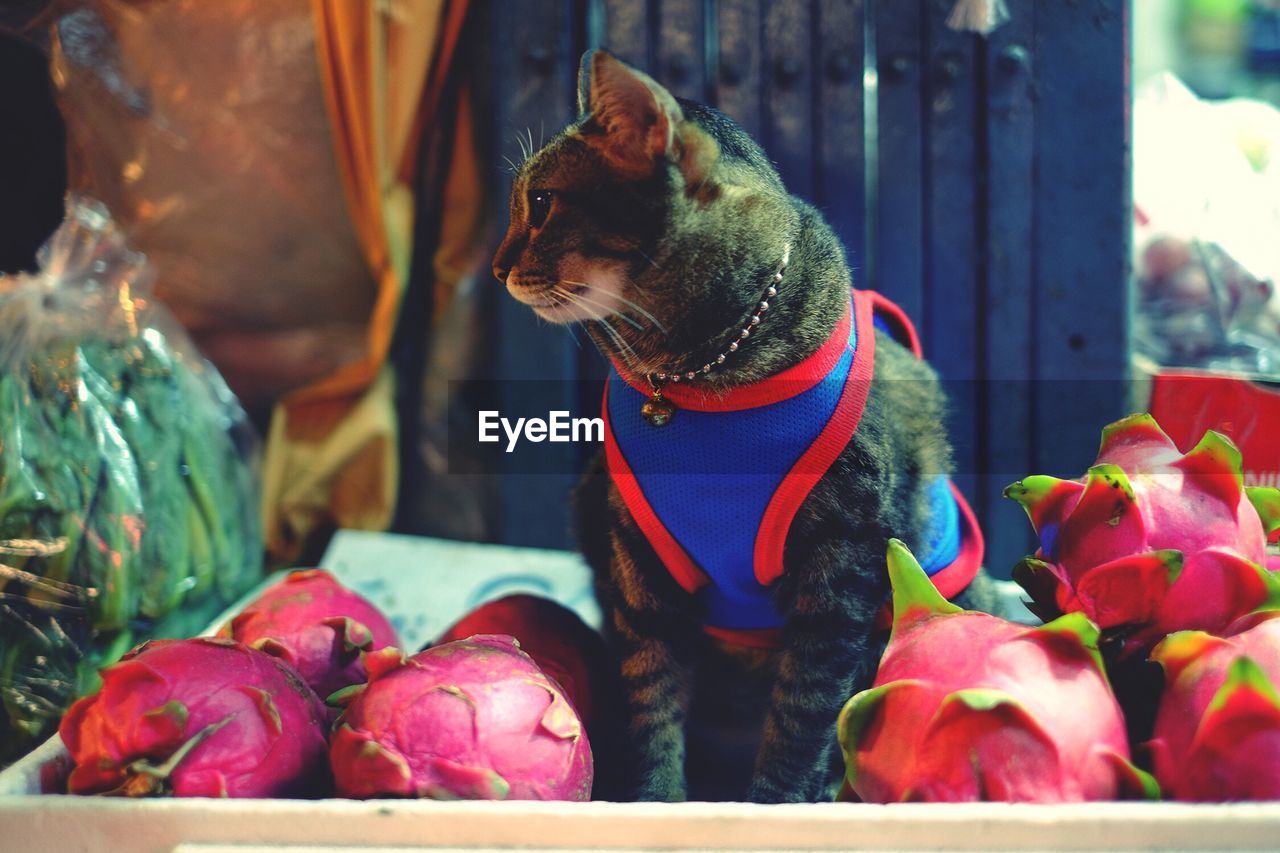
[602,290,983,648]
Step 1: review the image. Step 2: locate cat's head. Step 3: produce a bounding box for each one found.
[492,50,801,376]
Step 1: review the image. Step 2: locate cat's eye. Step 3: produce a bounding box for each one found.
[527,190,554,229]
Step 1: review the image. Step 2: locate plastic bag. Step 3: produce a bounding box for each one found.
[1132,73,1280,374]
[38,0,377,416]
[0,197,263,763]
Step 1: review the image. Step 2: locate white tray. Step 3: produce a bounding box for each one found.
[1,797,1279,851]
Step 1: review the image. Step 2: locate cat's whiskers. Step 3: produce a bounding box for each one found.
[601,321,641,367]
[556,284,654,366]
[546,290,583,350]
[557,288,640,366]
[559,285,645,331]
[501,154,521,175]
[561,279,668,336]
[635,249,662,271]
[588,318,637,368]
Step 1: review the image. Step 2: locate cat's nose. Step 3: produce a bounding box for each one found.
[492,261,510,283]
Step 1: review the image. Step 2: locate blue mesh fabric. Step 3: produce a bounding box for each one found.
[918,475,960,573]
[607,297,961,632]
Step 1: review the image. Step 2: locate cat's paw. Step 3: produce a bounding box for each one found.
[745,776,814,804]
[634,769,688,802]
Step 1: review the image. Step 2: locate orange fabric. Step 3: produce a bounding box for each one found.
[263,0,473,559]
[298,0,470,408]
[297,0,442,407]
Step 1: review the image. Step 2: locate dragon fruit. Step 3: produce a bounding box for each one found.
[1005,414,1280,657]
[59,638,329,797]
[435,594,617,729]
[836,540,1154,803]
[1149,610,1280,800]
[219,569,399,699]
[329,635,593,800]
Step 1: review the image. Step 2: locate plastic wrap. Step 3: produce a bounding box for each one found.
[37,0,377,416]
[1133,74,1280,374]
[0,197,263,763]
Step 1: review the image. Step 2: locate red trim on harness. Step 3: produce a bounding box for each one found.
[610,304,854,412]
[865,290,923,358]
[601,382,709,595]
[703,625,785,649]
[753,291,878,585]
[933,481,985,599]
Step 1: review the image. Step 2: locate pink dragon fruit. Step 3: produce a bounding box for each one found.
[1148,610,1280,800]
[219,569,400,699]
[436,594,619,730]
[59,638,330,797]
[837,540,1154,803]
[329,635,593,800]
[1005,414,1280,657]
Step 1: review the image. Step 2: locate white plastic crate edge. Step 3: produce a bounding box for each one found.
[3,797,1280,852]
[0,530,598,797]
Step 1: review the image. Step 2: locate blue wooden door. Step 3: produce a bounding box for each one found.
[485,0,1130,577]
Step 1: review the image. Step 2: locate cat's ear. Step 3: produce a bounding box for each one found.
[576,50,597,117]
[578,50,716,185]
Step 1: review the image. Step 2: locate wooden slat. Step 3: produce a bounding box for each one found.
[922,0,981,562]
[1031,0,1131,477]
[493,0,581,548]
[980,0,1038,576]
[763,1,815,198]
[872,0,925,324]
[656,0,706,101]
[815,0,867,276]
[715,0,763,139]
[603,0,650,69]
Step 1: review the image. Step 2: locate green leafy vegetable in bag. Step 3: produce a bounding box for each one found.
[0,197,263,764]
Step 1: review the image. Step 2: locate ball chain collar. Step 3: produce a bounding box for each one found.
[640,244,791,427]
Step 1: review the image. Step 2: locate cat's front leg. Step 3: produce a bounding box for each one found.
[604,532,701,802]
[745,539,887,803]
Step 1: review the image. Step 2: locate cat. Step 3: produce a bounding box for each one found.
[492,50,995,803]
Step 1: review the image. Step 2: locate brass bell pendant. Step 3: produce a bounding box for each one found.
[641,392,675,427]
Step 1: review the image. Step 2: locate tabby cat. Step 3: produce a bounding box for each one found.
[492,50,994,803]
